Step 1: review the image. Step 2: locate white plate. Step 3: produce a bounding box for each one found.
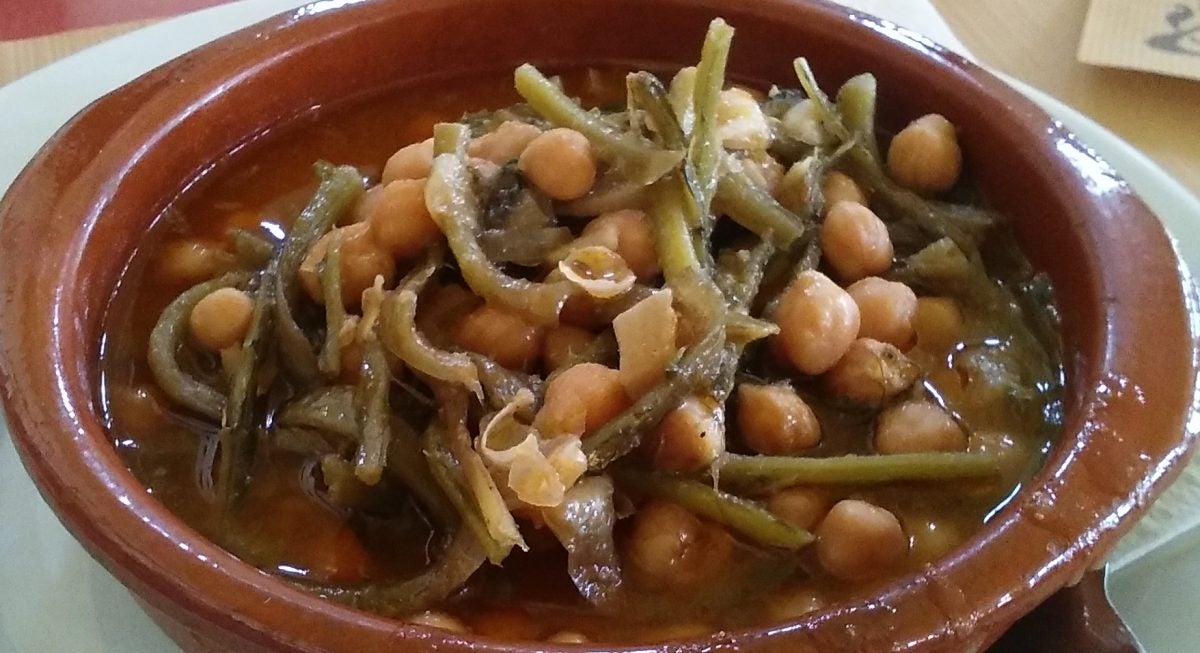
[1,1,1197,651]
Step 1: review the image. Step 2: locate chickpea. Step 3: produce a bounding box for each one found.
[154,239,234,287]
[766,487,831,531]
[189,287,254,351]
[366,179,442,259]
[625,500,733,590]
[407,610,469,633]
[825,338,918,407]
[913,296,964,352]
[518,128,597,200]
[381,138,434,184]
[716,87,771,150]
[471,607,541,640]
[821,201,894,282]
[542,324,595,371]
[847,277,918,349]
[534,363,629,436]
[645,394,725,472]
[415,282,481,347]
[887,113,962,194]
[641,622,713,643]
[766,585,826,622]
[737,383,821,454]
[109,384,169,437]
[467,120,542,163]
[583,209,660,281]
[773,270,860,375]
[455,304,545,371]
[547,631,589,644]
[816,499,908,580]
[874,399,967,454]
[821,171,867,211]
[350,184,384,224]
[905,514,964,563]
[298,223,396,308]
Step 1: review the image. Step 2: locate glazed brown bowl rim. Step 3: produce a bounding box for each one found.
[0,0,1197,650]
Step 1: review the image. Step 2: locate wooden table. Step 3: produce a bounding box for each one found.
[2,0,1198,199]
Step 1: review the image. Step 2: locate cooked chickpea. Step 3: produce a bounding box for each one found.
[298,223,396,307]
[816,499,908,580]
[640,622,714,643]
[913,296,964,352]
[645,394,725,472]
[366,179,442,258]
[625,500,733,590]
[821,171,867,212]
[518,128,597,200]
[534,363,629,436]
[716,87,771,150]
[773,270,860,375]
[766,585,826,622]
[582,209,660,281]
[381,138,434,184]
[847,277,918,349]
[455,304,545,371]
[415,282,481,347]
[874,399,967,454]
[109,384,169,437]
[155,239,234,287]
[737,383,821,454]
[542,324,595,371]
[189,287,253,351]
[887,113,962,194]
[825,338,918,407]
[471,608,541,640]
[349,185,384,224]
[766,487,831,531]
[467,120,542,163]
[821,201,894,282]
[905,514,964,563]
[407,610,469,633]
[547,631,589,644]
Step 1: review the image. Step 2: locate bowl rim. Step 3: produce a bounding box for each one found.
[0,0,1197,650]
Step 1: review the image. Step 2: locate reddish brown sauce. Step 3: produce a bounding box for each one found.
[99,69,1056,643]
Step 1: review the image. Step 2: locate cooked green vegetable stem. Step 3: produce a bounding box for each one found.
[216,278,274,508]
[317,237,346,378]
[147,271,250,420]
[717,452,1003,494]
[613,467,814,550]
[271,162,364,386]
[514,64,683,186]
[689,18,735,222]
[426,123,571,324]
[582,326,725,470]
[714,157,808,247]
[352,337,391,485]
[378,248,483,397]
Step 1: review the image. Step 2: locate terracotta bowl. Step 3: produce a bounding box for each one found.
[0,0,1196,651]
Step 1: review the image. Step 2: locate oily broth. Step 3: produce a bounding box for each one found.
[100,68,1054,641]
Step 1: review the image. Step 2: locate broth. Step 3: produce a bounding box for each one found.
[100,59,1061,644]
